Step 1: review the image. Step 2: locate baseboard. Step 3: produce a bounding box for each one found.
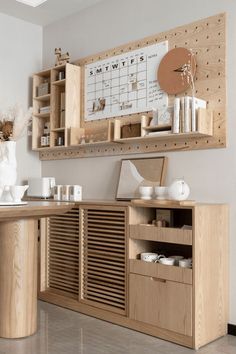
[228,324,236,336]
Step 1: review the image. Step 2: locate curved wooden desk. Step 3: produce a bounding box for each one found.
[0,201,74,339]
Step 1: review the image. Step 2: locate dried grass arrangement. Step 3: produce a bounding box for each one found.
[0,105,32,142]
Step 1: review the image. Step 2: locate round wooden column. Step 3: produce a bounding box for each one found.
[0,219,38,338]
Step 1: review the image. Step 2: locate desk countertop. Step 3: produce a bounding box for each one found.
[0,201,74,220]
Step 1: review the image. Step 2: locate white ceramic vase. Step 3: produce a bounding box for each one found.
[168,178,190,201]
[0,141,17,200]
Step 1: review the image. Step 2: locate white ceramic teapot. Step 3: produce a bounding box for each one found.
[168,178,190,201]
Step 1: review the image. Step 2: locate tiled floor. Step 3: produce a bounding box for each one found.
[0,301,235,354]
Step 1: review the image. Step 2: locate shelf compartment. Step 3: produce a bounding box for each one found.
[129,259,192,285]
[33,94,51,102]
[130,224,192,245]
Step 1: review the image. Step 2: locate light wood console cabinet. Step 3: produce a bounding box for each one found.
[38,201,228,349]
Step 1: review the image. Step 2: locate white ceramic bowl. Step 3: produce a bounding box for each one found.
[169,255,184,266]
[154,186,168,200]
[159,257,175,266]
[140,252,159,262]
[9,185,29,203]
[139,186,153,200]
[179,258,192,268]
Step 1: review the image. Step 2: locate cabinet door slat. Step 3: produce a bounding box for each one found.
[48,208,79,298]
[82,208,126,313]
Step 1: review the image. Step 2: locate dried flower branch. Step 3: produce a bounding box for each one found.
[0,105,32,142]
[174,50,196,97]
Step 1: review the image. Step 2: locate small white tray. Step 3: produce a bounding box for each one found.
[0,201,28,206]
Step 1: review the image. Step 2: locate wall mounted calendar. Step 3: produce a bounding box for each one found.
[84,41,168,121]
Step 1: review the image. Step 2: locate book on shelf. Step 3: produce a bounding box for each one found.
[173,96,207,134]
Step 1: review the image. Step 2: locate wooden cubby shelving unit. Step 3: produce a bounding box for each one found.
[32,63,80,150]
[38,200,228,349]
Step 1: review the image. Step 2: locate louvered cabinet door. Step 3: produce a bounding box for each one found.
[81,207,127,315]
[47,207,80,299]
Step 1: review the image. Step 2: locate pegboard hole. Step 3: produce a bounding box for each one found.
[195,141,198,145]
[174,143,177,146]
[218,125,221,129]
[206,88,209,91]
[195,39,198,42]
[185,142,187,145]
[185,42,188,45]
[164,144,167,147]
[155,145,157,148]
[218,139,221,143]
[218,112,221,116]
[206,36,209,39]
[206,140,209,143]
[218,72,221,76]
[218,99,221,103]
[218,32,221,36]
[218,85,221,89]
[128,147,131,150]
[206,74,209,78]
[185,29,187,33]
[145,145,148,149]
[207,48,209,52]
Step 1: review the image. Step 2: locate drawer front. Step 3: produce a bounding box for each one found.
[129,259,192,285]
[129,274,192,336]
[130,225,192,245]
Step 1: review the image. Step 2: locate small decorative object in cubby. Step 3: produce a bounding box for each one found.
[37,79,50,97]
[121,122,141,139]
[55,48,70,66]
[40,121,50,147]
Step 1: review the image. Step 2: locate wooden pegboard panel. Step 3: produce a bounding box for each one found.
[40,13,226,161]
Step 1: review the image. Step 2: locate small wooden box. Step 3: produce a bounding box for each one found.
[37,82,49,97]
[121,123,141,139]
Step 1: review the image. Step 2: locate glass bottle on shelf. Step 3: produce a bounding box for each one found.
[40,122,50,147]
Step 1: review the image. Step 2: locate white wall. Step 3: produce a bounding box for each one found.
[42,0,236,324]
[0,12,42,183]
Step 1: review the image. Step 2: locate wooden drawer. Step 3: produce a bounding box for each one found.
[129,273,192,336]
[129,259,192,285]
[130,224,192,245]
